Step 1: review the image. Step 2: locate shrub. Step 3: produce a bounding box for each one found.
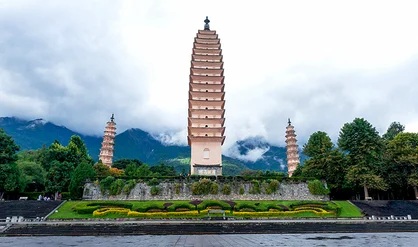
[288,201,328,210]
[148,178,160,186]
[87,202,133,209]
[222,200,236,210]
[222,184,231,195]
[233,210,334,218]
[210,182,219,195]
[191,178,212,195]
[262,182,272,194]
[93,207,130,217]
[197,200,232,211]
[123,179,136,195]
[109,179,125,195]
[174,183,181,194]
[189,200,203,210]
[150,186,160,196]
[127,211,200,217]
[239,186,245,195]
[75,206,100,214]
[249,180,261,194]
[308,180,330,195]
[100,176,115,194]
[167,202,195,212]
[269,179,279,193]
[135,203,165,212]
[235,203,258,212]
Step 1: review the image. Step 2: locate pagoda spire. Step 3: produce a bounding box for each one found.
[204,16,210,30]
[285,118,300,177]
[188,18,225,176]
[98,114,117,167]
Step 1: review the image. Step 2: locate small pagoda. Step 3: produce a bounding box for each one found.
[188,17,226,176]
[98,114,117,167]
[285,119,300,177]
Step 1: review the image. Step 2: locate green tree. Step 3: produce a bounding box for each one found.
[69,162,96,199]
[291,165,303,177]
[150,163,176,176]
[93,161,111,177]
[383,122,405,141]
[0,128,20,164]
[17,160,46,191]
[41,136,92,171]
[0,129,24,199]
[0,163,25,198]
[338,118,387,198]
[124,163,138,178]
[46,161,74,199]
[303,131,333,157]
[384,132,418,198]
[67,135,94,166]
[300,131,346,191]
[135,164,152,177]
[113,159,143,169]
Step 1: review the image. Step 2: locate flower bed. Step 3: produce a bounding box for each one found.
[50,200,361,219]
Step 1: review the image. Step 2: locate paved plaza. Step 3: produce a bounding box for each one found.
[2,233,418,247]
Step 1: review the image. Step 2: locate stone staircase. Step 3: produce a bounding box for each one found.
[351,200,418,218]
[0,201,62,220]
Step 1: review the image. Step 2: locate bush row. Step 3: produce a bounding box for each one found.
[233,210,335,218]
[73,200,340,215]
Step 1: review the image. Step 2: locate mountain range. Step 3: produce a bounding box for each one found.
[0,117,302,175]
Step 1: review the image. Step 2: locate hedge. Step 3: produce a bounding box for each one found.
[74,206,100,214]
[87,202,133,209]
[233,210,334,218]
[197,200,232,211]
[167,202,195,212]
[93,208,130,216]
[127,211,200,217]
[288,201,341,216]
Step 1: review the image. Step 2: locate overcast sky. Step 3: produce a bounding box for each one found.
[1,0,418,154]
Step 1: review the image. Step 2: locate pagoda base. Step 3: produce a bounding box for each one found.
[192,164,222,176]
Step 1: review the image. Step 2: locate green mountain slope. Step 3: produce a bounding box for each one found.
[1,117,292,174]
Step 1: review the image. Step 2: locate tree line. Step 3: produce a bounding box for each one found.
[293,118,418,200]
[0,129,176,200]
[1,117,417,200]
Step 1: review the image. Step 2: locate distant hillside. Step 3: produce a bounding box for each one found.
[0,117,295,174]
[0,117,101,153]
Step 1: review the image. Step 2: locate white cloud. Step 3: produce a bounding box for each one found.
[226,144,270,163]
[0,0,418,149]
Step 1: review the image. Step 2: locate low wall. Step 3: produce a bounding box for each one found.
[4,221,418,236]
[83,181,328,201]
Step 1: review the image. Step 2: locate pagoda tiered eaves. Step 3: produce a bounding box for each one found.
[189,91,225,99]
[188,21,226,175]
[99,114,117,167]
[188,100,225,108]
[191,68,224,76]
[189,109,225,116]
[189,83,224,91]
[188,127,226,135]
[191,61,223,68]
[188,136,226,144]
[188,117,225,125]
[195,38,220,44]
[285,120,300,177]
[192,55,223,62]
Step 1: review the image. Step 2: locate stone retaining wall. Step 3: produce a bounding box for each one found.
[83,181,329,201]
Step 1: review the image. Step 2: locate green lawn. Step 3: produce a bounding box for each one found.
[333,201,363,217]
[48,200,363,219]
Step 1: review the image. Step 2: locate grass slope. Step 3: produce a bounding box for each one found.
[334,201,364,218]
